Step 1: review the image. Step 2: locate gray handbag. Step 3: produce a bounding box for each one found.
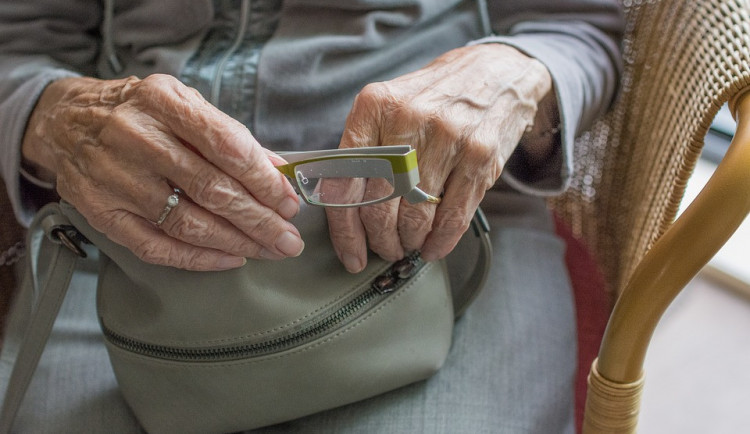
[0,201,490,434]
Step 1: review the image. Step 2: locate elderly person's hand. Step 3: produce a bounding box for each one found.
[326,44,554,273]
[21,74,304,271]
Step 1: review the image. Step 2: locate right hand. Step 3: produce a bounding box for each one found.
[22,74,304,271]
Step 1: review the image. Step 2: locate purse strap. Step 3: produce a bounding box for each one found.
[453,207,492,317]
[0,204,492,433]
[0,203,85,434]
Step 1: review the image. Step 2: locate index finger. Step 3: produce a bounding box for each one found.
[132,75,300,220]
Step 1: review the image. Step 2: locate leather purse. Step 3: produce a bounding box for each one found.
[0,200,490,434]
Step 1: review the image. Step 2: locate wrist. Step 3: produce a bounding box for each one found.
[21,76,120,183]
[518,89,560,166]
[455,43,557,166]
[21,77,77,182]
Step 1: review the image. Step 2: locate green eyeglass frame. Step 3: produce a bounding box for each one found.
[275,145,441,207]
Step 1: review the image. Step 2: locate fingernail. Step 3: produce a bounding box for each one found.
[216,256,246,270]
[341,253,364,273]
[278,197,300,220]
[259,248,285,260]
[276,231,304,257]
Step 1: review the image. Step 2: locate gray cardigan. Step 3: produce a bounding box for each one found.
[0,0,623,224]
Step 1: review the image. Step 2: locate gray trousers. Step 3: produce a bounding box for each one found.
[2,192,576,434]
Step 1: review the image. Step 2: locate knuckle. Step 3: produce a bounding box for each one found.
[230,238,260,256]
[398,206,432,234]
[133,239,210,271]
[349,82,392,122]
[244,212,278,242]
[326,209,355,232]
[210,125,248,162]
[332,230,360,250]
[360,207,401,258]
[236,160,277,195]
[130,77,158,101]
[151,141,178,167]
[434,207,471,234]
[189,171,240,212]
[166,213,212,244]
[326,209,361,244]
[427,113,464,142]
[209,128,277,190]
[178,252,212,271]
[140,74,179,91]
[359,203,397,228]
[114,75,142,101]
[356,82,391,105]
[133,238,171,266]
[130,74,185,112]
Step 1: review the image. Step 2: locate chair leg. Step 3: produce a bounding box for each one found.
[583,359,644,434]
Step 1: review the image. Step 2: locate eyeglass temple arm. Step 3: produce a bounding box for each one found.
[276,145,413,164]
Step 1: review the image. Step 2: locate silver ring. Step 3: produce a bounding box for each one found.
[156,191,180,226]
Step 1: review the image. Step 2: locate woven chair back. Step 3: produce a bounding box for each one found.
[550,0,750,293]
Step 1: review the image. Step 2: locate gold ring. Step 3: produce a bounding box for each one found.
[425,194,442,204]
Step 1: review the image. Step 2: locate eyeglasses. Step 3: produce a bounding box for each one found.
[275,145,441,207]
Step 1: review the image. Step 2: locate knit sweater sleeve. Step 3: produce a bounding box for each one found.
[0,0,101,225]
[473,0,624,195]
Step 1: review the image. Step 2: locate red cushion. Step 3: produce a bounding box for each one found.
[554,215,612,434]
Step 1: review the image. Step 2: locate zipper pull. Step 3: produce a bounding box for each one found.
[372,253,423,294]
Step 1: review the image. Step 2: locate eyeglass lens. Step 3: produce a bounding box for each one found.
[294,158,396,206]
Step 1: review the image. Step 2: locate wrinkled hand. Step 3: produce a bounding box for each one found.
[22,74,303,270]
[326,44,553,273]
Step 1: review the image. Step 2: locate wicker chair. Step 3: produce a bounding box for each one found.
[547,0,750,432]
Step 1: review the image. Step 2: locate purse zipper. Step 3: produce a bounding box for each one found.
[100,253,425,362]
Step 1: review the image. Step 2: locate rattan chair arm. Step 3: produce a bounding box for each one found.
[582,91,750,433]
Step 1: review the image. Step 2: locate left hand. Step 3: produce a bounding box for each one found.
[326,44,553,273]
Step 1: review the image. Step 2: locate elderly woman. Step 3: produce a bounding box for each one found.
[0,0,622,432]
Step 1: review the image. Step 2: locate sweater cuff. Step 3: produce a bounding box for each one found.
[0,69,79,226]
[468,34,586,197]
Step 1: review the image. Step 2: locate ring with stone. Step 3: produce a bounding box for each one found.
[156,189,181,226]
